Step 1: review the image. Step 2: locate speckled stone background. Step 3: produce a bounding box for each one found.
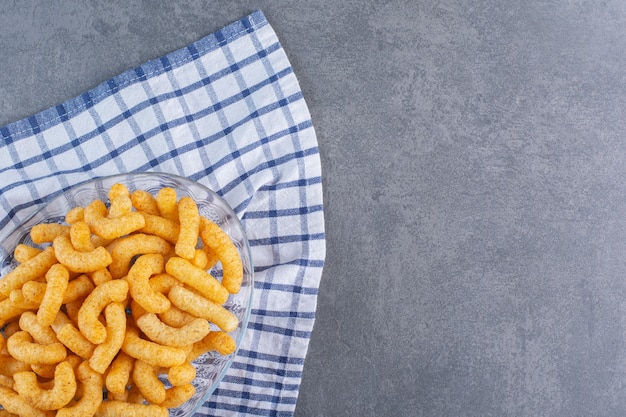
[3,1,626,416]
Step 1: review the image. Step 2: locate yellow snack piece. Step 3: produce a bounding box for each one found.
[65,274,96,301]
[89,302,126,374]
[64,206,84,224]
[121,326,187,368]
[19,282,51,304]
[56,361,103,417]
[136,313,210,348]
[125,254,170,314]
[94,401,169,417]
[13,360,77,410]
[155,187,178,223]
[203,245,220,270]
[108,195,133,219]
[132,359,166,404]
[89,268,113,286]
[105,352,134,395]
[107,390,129,402]
[126,383,146,404]
[165,256,229,304]
[167,362,196,386]
[30,362,56,379]
[51,312,95,360]
[53,235,112,273]
[107,184,132,218]
[7,331,66,365]
[131,189,160,215]
[191,248,209,269]
[84,199,145,240]
[0,355,30,376]
[0,385,52,417]
[107,234,171,279]
[175,196,200,260]
[91,234,113,249]
[18,311,58,345]
[77,279,128,345]
[0,374,14,389]
[22,274,94,305]
[0,299,30,328]
[64,297,83,323]
[54,322,96,359]
[187,331,236,362]
[30,223,70,245]
[148,272,182,294]
[0,247,57,298]
[200,216,243,294]
[7,290,39,309]
[64,354,82,372]
[146,273,196,327]
[37,263,70,327]
[108,183,130,201]
[168,285,239,332]
[130,299,147,323]
[13,244,42,264]
[138,211,180,243]
[158,305,196,328]
[69,221,95,252]
[158,383,196,409]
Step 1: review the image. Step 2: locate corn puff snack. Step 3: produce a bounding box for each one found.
[0,181,245,416]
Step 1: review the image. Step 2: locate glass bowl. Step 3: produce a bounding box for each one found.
[0,172,254,416]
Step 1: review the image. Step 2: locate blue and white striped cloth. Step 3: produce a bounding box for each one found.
[0,10,325,416]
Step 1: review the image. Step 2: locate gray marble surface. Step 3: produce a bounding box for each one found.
[3,1,626,416]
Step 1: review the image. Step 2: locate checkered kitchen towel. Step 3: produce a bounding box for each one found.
[0,10,324,416]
